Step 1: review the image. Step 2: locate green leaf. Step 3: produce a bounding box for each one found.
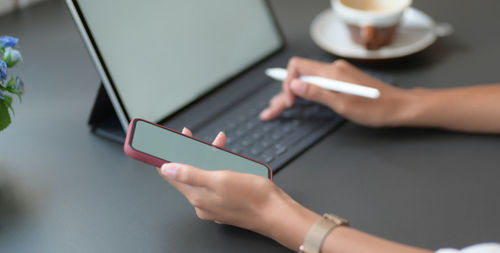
[6,77,15,90]
[3,94,14,115]
[4,77,23,102]
[6,87,19,95]
[0,101,11,131]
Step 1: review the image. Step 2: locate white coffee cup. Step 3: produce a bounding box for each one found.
[332,0,412,50]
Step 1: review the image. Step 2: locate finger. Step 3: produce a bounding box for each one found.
[282,79,295,108]
[284,65,297,107]
[158,166,216,215]
[182,127,193,137]
[259,93,288,121]
[288,57,330,76]
[290,79,345,109]
[284,57,330,106]
[195,207,215,221]
[157,166,192,194]
[160,163,213,188]
[212,131,226,148]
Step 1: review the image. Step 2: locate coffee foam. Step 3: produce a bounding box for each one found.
[340,0,405,12]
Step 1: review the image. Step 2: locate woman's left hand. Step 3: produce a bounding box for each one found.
[157,128,320,249]
[157,128,284,233]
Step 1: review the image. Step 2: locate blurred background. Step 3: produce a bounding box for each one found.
[0,0,47,16]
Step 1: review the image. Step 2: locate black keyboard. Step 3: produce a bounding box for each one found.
[90,51,394,165]
[194,68,394,173]
[195,81,343,172]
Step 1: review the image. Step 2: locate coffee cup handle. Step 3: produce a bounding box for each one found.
[433,22,454,37]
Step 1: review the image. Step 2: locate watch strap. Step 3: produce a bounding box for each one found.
[299,213,349,253]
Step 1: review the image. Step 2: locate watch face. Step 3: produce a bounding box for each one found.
[323,213,350,226]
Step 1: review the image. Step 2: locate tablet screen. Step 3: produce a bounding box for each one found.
[74,0,283,123]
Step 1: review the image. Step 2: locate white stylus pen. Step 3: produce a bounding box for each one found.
[265,68,380,99]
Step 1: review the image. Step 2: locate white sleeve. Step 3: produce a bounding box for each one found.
[436,243,500,253]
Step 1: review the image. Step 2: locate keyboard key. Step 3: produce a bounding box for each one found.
[271,131,284,141]
[237,114,247,123]
[241,138,254,147]
[257,101,268,109]
[250,148,262,156]
[241,151,254,158]
[235,128,246,137]
[303,107,320,118]
[252,131,264,139]
[295,98,310,105]
[262,122,277,132]
[259,154,274,164]
[231,145,242,154]
[225,121,238,131]
[260,139,272,148]
[245,122,255,131]
[274,144,287,156]
[310,105,321,113]
[281,109,295,119]
[282,120,300,133]
[248,107,259,116]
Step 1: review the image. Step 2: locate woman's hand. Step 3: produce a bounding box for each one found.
[157,129,436,252]
[260,57,419,127]
[157,128,320,250]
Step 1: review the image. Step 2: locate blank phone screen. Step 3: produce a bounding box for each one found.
[131,120,270,178]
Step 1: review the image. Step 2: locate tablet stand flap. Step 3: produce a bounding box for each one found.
[88,84,126,143]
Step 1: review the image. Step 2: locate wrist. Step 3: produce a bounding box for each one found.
[259,188,320,250]
[395,88,436,127]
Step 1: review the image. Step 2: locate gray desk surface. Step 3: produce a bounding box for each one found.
[1,0,499,252]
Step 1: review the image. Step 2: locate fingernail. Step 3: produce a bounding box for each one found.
[291,80,307,96]
[161,163,179,179]
[217,131,225,138]
[260,108,271,119]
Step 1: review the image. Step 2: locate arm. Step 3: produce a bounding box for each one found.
[158,129,431,253]
[260,57,500,134]
[407,85,500,133]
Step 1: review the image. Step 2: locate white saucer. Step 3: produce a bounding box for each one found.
[310,8,446,59]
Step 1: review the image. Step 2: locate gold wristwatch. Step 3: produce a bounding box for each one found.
[298,213,349,253]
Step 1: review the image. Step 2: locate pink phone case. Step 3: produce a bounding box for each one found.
[124,118,273,180]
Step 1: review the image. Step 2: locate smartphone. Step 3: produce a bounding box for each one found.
[124,119,272,179]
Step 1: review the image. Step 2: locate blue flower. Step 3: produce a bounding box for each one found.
[0,60,7,81]
[0,36,19,48]
[3,47,23,68]
[0,89,3,100]
[15,76,25,95]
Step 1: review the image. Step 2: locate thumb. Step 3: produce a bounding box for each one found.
[161,163,211,187]
[290,79,339,107]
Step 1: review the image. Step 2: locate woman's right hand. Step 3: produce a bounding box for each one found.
[260,57,419,127]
